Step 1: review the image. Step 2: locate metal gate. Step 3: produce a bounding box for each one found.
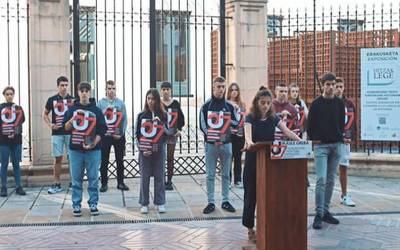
[71,0,227,178]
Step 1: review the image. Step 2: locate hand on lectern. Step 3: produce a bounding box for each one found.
[242,141,254,151]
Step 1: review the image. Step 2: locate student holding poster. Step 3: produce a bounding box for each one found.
[273,83,300,140]
[43,76,75,194]
[227,82,246,188]
[0,86,26,197]
[63,82,107,217]
[288,83,308,138]
[97,80,129,192]
[136,88,173,214]
[199,76,239,214]
[160,82,185,191]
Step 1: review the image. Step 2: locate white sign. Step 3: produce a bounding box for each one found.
[270,141,313,160]
[361,48,400,141]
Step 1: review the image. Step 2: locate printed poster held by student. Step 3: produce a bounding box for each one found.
[231,109,245,137]
[138,119,165,152]
[206,111,232,143]
[104,106,124,136]
[167,108,178,133]
[71,109,97,146]
[53,99,74,127]
[0,104,24,137]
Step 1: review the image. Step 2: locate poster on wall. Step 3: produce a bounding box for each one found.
[361,48,400,141]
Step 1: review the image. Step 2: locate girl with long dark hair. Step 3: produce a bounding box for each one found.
[242,89,301,242]
[136,88,172,214]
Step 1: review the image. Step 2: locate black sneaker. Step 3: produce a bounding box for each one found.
[72,206,82,217]
[165,181,173,191]
[322,212,340,225]
[203,203,216,214]
[90,205,99,216]
[117,183,129,191]
[0,187,7,197]
[313,214,323,229]
[15,186,26,196]
[221,202,236,213]
[100,184,108,193]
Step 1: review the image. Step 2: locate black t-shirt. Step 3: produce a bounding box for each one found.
[245,114,281,142]
[45,94,74,135]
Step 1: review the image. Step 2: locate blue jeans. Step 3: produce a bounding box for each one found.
[69,149,101,208]
[205,143,232,204]
[0,144,22,188]
[314,142,342,216]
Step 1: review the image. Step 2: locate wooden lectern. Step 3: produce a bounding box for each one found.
[251,142,308,250]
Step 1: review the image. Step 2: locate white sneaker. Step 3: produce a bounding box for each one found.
[140,206,148,214]
[341,195,356,207]
[48,183,63,194]
[157,205,166,213]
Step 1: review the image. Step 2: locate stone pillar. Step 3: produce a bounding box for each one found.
[29,0,70,165]
[226,0,268,105]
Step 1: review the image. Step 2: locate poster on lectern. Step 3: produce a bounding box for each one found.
[361,48,400,141]
[270,141,313,160]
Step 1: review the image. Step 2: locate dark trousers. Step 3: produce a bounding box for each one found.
[166,143,176,183]
[242,152,257,229]
[100,136,126,185]
[231,135,245,183]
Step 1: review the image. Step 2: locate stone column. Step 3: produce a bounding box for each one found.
[226,0,268,105]
[29,0,70,165]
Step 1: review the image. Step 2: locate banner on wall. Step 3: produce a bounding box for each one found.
[361,48,400,141]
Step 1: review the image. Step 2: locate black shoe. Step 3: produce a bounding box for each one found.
[165,181,173,191]
[312,214,323,229]
[0,187,7,197]
[221,201,236,213]
[117,183,129,191]
[72,206,82,217]
[203,203,216,214]
[322,212,340,225]
[15,186,26,196]
[69,182,72,188]
[100,184,108,193]
[90,205,99,216]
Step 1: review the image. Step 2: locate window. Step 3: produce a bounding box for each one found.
[156,10,191,96]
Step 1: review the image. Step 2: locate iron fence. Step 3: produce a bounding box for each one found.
[0,0,31,161]
[72,0,225,177]
[266,3,400,154]
[1,1,400,181]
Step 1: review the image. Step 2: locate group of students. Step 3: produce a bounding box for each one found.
[0,72,356,236]
[42,77,185,216]
[197,73,357,241]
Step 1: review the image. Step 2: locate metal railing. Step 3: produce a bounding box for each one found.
[266,3,400,154]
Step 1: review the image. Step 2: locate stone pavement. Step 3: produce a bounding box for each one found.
[0,174,399,249]
[0,215,399,249]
